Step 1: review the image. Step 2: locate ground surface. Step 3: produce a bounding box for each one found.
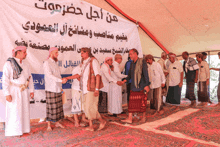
[0,100,220,147]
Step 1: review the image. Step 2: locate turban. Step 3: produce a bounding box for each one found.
[104,57,112,63]
[12,46,26,57]
[47,47,58,59]
[169,53,176,57]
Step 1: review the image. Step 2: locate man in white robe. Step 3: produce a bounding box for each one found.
[100,57,124,114]
[145,54,166,115]
[44,47,68,131]
[2,46,34,137]
[157,52,168,99]
[109,54,127,116]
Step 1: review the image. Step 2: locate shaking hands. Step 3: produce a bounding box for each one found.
[116,79,127,86]
[62,78,68,84]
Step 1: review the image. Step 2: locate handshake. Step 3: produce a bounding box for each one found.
[116,79,127,86]
[62,74,81,84]
[62,78,68,84]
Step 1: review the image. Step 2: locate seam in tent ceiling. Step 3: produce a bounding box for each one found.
[157,0,200,43]
[105,0,169,54]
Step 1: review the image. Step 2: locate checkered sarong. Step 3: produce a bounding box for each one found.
[46,91,64,122]
[185,81,196,101]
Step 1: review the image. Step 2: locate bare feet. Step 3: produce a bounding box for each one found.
[158,109,165,115]
[152,111,157,116]
[189,101,196,107]
[80,122,88,127]
[202,102,208,107]
[82,118,89,123]
[85,127,94,131]
[121,119,132,124]
[75,121,80,127]
[47,126,52,132]
[140,117,146,123]
[55,122,65,129]
[67,117,75,123]
[97,120,107,131]
[174,107,180,111]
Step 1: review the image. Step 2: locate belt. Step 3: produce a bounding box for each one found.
[10,82,27,92]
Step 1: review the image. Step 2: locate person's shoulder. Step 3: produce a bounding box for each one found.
[4,60,11,67]
[189,57,196,61]
[203,61,209,66]
[157,58,162,62]
[101,63,107,69]
[43,59,49,64]
[175,61,182,66]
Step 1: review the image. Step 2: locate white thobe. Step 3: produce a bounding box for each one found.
[108,61,127,114]
[168,61,183,87]
[108,71,123,114]
[2,57,34,136]
[71,66,82,114]
[43,58,62,93]
[148,62,166,89]
[157,58,168,73]
[112,61,127,80]
[100,64,117,93]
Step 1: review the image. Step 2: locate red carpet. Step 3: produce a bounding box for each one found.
[1,102,219,146]
[157,106,220,144]
[0,120,193,147]
[103,104,189,126]
[1,119,217,147]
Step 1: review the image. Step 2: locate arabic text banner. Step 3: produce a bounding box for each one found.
[0,0,142,122]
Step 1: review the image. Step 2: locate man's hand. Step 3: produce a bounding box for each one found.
[206,79,209,85]
[117,81,123,86]
[144,86,150,93]
[94,90,99,97]
[179,82,183,87]
[6,95,12,102]
[30,92,34,99]
[194,78,198,83]
[161,84,165,88]
[122,79,127,84]
[62,78,68,84]
[76,74,80,79]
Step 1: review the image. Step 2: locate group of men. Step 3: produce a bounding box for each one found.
[2,46,220,137]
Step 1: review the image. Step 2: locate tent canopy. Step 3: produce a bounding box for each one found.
[84,0,220,57]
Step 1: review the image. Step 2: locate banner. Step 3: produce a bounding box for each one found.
[0,0,142,121]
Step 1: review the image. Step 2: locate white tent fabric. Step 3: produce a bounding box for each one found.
[85,0,220,57]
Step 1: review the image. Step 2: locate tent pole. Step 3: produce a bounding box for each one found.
[208,51,210,101]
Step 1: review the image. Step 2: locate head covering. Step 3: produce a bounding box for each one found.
[47,47,58,59]
[12,46,26,57]
[169,53,176,58]
[105,57,112,62]
[104,57,112,75]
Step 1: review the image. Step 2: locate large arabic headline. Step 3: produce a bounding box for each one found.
[17,0,129,54]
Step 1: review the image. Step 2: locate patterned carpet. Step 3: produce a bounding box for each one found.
[157,105,220,144]
[0,102,219,146]
[102,103,189,126]
[0,120,202,147]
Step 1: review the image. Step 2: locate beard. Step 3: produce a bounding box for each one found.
[51,56,58,62]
